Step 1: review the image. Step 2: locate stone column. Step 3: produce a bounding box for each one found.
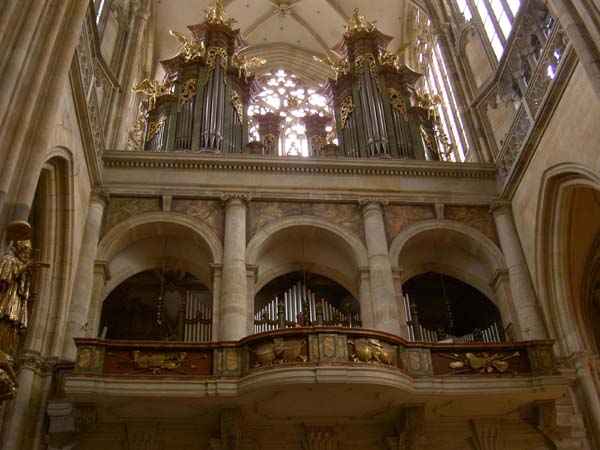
[246,265,258,336]
[87,261,111,339]
[357,268,375,329]
[573,353,600,442]
[211,264,223,342]
[491,202,546,339]
[359,199,401,335]
[392,268,410,340]
[63,191,108,360]
[220,195,249,341]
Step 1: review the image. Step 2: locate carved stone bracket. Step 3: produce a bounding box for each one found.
[388,405,425,450]
[303,425,337,450]
[469,420,502,450]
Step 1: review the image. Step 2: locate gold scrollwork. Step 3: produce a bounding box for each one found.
[178,78,197,111]
[205,46,228,86]
[388,88,408,121]
[339,96,354,129]
[127,103,146,151]
[355,53,381,92]
[230,89,243,122]
[232,53,266,81]
[145,115,167,143]
[312,55,349,81]
[131,351,187,374]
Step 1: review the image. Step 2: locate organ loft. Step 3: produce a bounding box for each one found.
[0,0,599,449]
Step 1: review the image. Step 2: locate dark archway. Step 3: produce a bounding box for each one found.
[403,272,503,342]
[99,269,211,341]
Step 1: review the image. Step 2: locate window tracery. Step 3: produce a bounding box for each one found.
[248,70,333,157]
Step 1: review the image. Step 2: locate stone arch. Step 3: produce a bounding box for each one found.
[246,215,369,322]
[97,212,223,300]
[388,219,515,332]
[535,163,600,355]
[26,150,75,357]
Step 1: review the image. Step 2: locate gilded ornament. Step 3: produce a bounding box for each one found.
[350,338,395,365]
[205,0,237,28]
[127,103,146,151]
[262,133,276,154]
[443,351,520,374]
[132,78,172,111]
[226,350,239,371]
[379,51,398,69]
[355,53,381,92]
[339,96,354,129]
[145,115,167,143]
[312,55,349,81]
[230,90,243,122]
[169,30,206,62]
[388,88,408,120]
[178,78,197,111]
[232,53,266,81]
[412,91,443,121]
[251,338,307,366]
[130,351,187,374]
[0,352,17,401]
[204,46,228,86]
[323,336,336,358]
[344,8,377,36]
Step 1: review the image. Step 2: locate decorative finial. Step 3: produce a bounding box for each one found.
[344,7,377,36]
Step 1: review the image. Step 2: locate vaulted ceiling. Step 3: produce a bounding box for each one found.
[153,0,424,85]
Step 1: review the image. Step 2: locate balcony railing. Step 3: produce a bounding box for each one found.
[70,328,556,379]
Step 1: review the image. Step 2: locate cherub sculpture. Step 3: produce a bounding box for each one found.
[169,30,206,62]
[131,79,172,111]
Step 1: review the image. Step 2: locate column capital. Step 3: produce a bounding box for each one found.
[90,187,110,207]
[358,197,389,214]
[489,200,511,215]
[220,193,252,208]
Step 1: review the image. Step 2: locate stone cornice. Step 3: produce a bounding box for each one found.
[103,151,497,180]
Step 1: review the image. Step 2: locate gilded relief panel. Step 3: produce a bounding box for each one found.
[249,202,364,242]
[171,199,224,241]
[384,205,436,238]
[103,196,161,236]
[444,206,499,245]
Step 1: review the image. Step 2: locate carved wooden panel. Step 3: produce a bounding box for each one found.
[102,348,212,376]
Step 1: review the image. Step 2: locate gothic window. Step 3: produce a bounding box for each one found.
[456,0,523,60]
[414,10,469,161]
[248,70,333,157]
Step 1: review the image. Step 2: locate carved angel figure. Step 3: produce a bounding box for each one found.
[205,0,236,27]
[132,79,172,111]
[169,30,205,62]
[379,51,398,68]
[0,239,33,355]
[232,54,266,81]
[312,55,349,80]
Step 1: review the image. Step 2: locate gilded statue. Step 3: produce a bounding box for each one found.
[379,51,398,69]
[312,55,349,80]
[206,0,237,28]
[0,239,33,355]
[131,79,172,111]
[413,91,443,121]
[169,30,206,62]
[232,53,267,81]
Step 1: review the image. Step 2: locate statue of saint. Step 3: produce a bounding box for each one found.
[0,239,33,355]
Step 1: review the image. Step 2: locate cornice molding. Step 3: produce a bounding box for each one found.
[103,151,497,180]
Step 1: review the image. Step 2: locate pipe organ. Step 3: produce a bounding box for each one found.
[403,294,502,343]
[182,291,212,342]
[130,1,259,153]
[254,281,361,333]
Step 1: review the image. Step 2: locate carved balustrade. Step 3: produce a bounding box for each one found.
[70,328,557,379]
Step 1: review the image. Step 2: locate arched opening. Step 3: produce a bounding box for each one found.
[99,269,212,341]
[95,212,223,341]
[403,271,503,342]
[253,271,361,333]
